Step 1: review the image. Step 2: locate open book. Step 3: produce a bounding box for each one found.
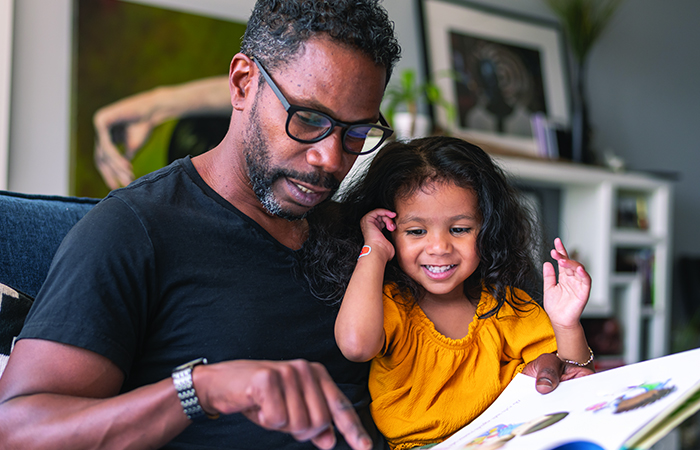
[432,347,700,450]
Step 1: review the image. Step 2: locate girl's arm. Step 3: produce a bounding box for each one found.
[335,209,397,362]
[543,238,595,370]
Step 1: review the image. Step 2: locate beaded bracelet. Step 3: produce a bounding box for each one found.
[557,346,594,367]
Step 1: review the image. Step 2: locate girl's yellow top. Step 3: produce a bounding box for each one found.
[369,284,558,450]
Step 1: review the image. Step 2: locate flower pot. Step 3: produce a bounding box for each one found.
[393,112,431,140]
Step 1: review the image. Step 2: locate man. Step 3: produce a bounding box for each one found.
[0,1,586,449]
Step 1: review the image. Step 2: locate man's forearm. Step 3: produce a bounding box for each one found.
[0,378,188,450]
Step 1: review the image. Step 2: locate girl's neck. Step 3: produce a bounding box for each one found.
[418,293,478,340]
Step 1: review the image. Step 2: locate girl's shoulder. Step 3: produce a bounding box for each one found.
[477,289,552,344]
[382,283,415,311]
[478,286,542,318]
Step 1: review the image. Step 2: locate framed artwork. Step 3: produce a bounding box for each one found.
[71,0,254,197]
[0,0,13,189]
[420,0,570,155]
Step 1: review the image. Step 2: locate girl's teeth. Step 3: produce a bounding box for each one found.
[425,265,454,273]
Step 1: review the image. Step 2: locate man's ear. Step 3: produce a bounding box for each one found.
[229,53,256,111]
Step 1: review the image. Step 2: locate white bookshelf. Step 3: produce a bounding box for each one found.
[492,154,674,364]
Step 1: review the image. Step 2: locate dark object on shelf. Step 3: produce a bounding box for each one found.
[582,317,623,356]
[616,192,649,230]
[615,248,653,273]
[556,127,573,161]
[615,248,654,306]
[678,256,700,324]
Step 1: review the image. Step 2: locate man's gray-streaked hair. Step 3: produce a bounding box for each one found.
[240,0,401,83]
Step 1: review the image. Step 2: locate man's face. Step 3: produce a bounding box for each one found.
[243,97,341,221]
[243,38,387,220]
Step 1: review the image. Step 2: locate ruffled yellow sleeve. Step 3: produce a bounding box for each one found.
[490,288,558,382]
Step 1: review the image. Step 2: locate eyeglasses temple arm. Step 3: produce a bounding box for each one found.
[252,57,292,111]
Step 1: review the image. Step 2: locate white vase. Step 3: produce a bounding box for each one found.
[393,112,431,140]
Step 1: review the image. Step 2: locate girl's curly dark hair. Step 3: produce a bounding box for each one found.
[300,136,543,318]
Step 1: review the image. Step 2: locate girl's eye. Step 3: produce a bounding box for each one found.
[405,229,426,236]
[451,227,472,235]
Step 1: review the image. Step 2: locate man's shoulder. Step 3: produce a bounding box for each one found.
[102,157,230,218]
[109,158,193,203]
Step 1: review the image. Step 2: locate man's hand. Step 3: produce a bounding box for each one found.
[522,353,594,394]
[195,359,373,450]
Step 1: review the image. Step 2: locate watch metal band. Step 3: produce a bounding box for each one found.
[172,357,219,421]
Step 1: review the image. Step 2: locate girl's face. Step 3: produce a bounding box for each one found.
[391,181,482,302]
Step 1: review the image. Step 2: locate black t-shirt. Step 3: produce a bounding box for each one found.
[20,157,375,449]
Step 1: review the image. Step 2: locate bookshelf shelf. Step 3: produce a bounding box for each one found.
[610,273,639,285]
[611,234,663,249]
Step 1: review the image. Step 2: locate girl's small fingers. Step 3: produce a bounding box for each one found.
[365,209,395,221]
[576,266,591,282]
[554,238,569,257]
[542,262,556,290]
[374,208,396,218]
[550,249,568,263]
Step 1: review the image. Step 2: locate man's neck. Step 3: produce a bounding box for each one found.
[191,149,309,250]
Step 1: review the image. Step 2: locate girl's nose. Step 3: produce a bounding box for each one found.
[426,231,451,255]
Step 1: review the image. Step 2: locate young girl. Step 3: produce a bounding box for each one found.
[324,136,593,450]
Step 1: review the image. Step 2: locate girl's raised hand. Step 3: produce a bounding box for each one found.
[543,238,591,329]
[359,208,397,263]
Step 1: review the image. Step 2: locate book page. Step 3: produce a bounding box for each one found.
[432,348,700,450]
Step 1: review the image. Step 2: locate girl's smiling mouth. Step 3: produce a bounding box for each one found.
[422,264,458,279]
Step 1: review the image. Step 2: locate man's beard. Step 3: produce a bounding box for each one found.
[243,103,340,221]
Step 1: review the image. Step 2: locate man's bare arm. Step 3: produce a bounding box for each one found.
[0,339,188,449]
[0,339,372,450]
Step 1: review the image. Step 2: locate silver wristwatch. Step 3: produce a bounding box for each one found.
[172,357,219,421]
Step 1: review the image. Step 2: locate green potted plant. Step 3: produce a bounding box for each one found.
[383,68,456,140]
[543,0,624,163]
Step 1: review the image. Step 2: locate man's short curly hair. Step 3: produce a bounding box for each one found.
[240,0,401,83]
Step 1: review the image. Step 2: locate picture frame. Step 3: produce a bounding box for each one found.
[0,0,13,189]
[124,0,255,23]
[419,0,571,156]
[71,0,255,197]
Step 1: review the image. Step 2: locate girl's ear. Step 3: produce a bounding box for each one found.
[228,53,256,111]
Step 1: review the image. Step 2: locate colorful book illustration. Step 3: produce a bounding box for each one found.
[431,347,700,450]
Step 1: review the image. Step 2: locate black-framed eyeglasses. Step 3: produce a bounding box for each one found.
[252,57,394,155]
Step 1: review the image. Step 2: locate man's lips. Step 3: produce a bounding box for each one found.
[294,182,321,195]
[285,178,330,207]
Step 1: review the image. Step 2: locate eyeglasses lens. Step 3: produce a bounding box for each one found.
[289,110,332,140]
[288,110,386,155]
[345,125,386,154]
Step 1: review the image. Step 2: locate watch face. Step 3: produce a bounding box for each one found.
[174,357,207,372]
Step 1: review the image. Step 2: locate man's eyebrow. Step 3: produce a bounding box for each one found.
[287,92,379,124]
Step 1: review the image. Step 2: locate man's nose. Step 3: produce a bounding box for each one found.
[305,128,348,175]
